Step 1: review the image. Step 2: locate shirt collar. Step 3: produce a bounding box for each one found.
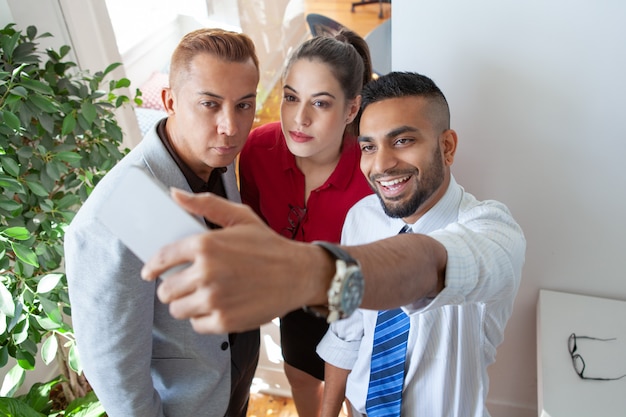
[282,134,361,192]
[408,175,462,235]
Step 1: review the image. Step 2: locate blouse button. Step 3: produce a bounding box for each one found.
[221,341,229,351]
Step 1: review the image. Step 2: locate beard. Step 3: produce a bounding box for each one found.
[371,144,445,219]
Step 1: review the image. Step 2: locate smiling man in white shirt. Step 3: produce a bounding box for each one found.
[317,72,526,417]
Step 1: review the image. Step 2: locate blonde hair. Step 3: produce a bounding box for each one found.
[169,28,259,90]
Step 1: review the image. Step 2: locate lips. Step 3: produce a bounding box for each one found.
[376,175,411,197]
[212,146,238,156]
[289,130,314,143]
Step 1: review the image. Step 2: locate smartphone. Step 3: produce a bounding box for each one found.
[95,165,207,270]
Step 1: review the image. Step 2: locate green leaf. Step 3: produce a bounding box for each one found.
[12,317,30,345]
[0,198,21,212]
[30,94,57,113]
[1,110,21,131]
[9,85,28,97]
[68,343,82,374]
[80,101,97,125]
[90,89,106,99]
[16,146,33,159]
[10,62,28,79]
[0,398,45,417]
[115,95,129,107]
[56,193,80,210]
[0,312,6,335]
[64,391,105,417]
[59,44,71,58]
[44,159,63,181]
[20,376,64,413]
[38,112,54,133]
[3,226,30,241]
[104,121,122,142]
[54,151,83,164]
[0,155,21,177]
[62,113,77,135]
[103,62,121,76]
[0,364,25,397]
[36,273,63,294]
[39,172,55,196]
[115,78,131,89]
[20,77,54,95]
[3,93,23,110]
[26,25,37,40]
[40,297,63,325]
[10,242,39,267]
[7,302,23,332]
[16,350,36,370]
[0,345,7,368]
[26,180,48,197]
[35,316,62,331]
[39,199,53,212]
[0,175,24,193]
[0,282,15,316]
[41,335,58,365]
[1,32,19,59]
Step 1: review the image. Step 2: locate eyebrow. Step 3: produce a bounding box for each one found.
[283,84,336,100]
[358,125,418,142]
[197,91,257,101]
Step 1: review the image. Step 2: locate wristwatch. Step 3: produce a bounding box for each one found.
[306,241,365,323]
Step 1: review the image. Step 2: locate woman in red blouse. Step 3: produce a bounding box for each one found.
[239,29,373,417]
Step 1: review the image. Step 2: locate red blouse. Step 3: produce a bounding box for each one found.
[239,121,372,243]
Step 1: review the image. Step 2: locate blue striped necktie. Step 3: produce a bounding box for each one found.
[365,225,411,417]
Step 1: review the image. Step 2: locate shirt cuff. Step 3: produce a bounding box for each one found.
[316,325,362,370]
[404,230,477,314]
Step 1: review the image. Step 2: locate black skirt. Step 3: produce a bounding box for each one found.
[280,308,329,381]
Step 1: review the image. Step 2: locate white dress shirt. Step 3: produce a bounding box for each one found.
[317,176,526,417]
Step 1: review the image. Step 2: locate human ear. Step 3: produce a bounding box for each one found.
[161,87,175,115]
[441,129,458,166]
[345,95,362,124]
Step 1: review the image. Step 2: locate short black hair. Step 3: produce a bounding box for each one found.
[360,72,450,132]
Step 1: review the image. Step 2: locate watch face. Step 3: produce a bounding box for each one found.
[340,266,364,315]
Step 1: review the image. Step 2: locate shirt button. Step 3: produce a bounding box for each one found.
[221,341,229,351]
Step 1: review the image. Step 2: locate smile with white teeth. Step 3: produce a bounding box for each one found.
[379,176,410,187]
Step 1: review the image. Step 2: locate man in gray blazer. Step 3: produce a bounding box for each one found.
[65,28,260,417]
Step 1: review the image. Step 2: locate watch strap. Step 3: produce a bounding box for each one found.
[307,241,363,323]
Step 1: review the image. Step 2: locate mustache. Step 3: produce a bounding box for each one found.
[369,168,417,182]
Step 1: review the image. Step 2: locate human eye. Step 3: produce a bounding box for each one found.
[359,143,376,154]
[238,102,254,110]
[394,137,414,147]
[283,94,297,102]
[313,100,330,108]
[201,100,219,108]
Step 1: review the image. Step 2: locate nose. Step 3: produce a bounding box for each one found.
[294,103,311,127]
[371,145,398,174]
[217,108,237,137]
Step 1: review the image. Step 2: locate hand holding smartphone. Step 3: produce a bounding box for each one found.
[95,166,206,276]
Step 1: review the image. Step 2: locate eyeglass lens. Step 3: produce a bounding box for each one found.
[568,333,626,381]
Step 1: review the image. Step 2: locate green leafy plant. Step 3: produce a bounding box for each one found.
[0,375,104,416]
[0,23,133,414]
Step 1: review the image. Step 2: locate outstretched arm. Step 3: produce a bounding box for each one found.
[142,189,446,333]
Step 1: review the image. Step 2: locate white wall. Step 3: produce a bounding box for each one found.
[0,0,12,26]
[393,0,626,415]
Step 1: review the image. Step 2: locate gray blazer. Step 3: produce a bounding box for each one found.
[65,124,241,417]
